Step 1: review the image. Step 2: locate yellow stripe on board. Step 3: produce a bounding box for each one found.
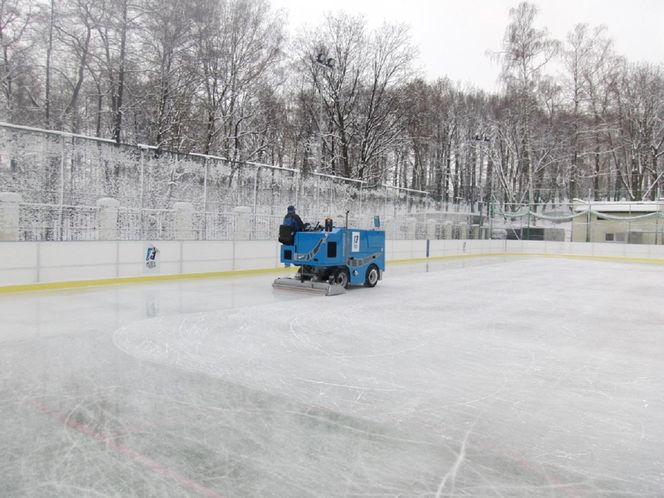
[0,266,293,294]
[1,252,664,294]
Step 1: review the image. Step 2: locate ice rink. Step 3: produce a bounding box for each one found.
[1,257,663,497]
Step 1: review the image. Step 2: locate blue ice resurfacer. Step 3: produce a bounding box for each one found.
[273,217,385,296]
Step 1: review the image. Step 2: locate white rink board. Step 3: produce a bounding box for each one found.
[1,237,664,286]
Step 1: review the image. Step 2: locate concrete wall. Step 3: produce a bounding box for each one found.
[2,238,664,288]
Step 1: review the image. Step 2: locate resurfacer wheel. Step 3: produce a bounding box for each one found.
[334,268,349,289]
[365,264,379,287]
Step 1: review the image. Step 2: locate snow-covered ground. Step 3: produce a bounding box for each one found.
[1,258,663,497]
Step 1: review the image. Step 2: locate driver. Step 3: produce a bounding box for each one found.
[283,205,305,232]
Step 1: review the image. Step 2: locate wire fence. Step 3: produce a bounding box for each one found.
[9,199,664,244]
[0,121,437,221]
[0,121,487,242]
[14,203,485,242]
[2,122,664,244]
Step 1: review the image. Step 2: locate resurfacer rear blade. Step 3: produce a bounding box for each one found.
[272,277,346,296]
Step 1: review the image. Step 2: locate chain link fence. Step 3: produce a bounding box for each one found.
[0,122,437,225]
[0,121,484,241]
[11,198,664,244]
[3,122,663,244]
[13,203,486,242]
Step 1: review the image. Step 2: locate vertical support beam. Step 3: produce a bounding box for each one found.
[70,136,75,207]
[202,157,208,241]
[384,185,388,226]
[653,212,658,246]
[628,202,632,244]
[359,183,363,216]
[252,165,262,241]
[139,148,145,240]
[489,196,494,241]
[59,136,65,241]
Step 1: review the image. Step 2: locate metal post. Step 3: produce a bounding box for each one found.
[655,210,659,245]
[384,185,388,226]
[252,165,262,241]
[319,92,324,173]
[586,201,591,243]
[489,196,494,240]
[70,136,75,206]
[202,157,208,240]
[139,148,145,240]
[657,202,663,245]
[628,202,631,245]
[570,200,574,242]
[359,183,363,219]
[59,136,65,241]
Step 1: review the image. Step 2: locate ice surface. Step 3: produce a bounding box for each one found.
[1,258,663,497]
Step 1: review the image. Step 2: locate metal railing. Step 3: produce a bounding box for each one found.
[6,122,662,245]
[13,199,664,243]
[13,202,485,242]
[19,203,100,241]
[0,122,438,238]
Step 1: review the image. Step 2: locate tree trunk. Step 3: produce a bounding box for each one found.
[112,0,129,143]
[45,0,54,128]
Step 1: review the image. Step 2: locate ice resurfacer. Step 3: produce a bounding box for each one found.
[273,219,385,296]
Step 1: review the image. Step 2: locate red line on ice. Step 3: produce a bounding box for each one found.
[29,399,225,498]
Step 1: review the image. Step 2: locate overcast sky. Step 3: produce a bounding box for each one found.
[272,0,664,91]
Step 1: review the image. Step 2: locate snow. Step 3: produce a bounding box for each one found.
[1,258,663,496]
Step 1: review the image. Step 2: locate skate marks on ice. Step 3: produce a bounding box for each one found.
[111,259,664,496]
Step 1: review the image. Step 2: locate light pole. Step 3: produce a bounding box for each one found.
[313,51,335,175]
[473,133,492,238]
